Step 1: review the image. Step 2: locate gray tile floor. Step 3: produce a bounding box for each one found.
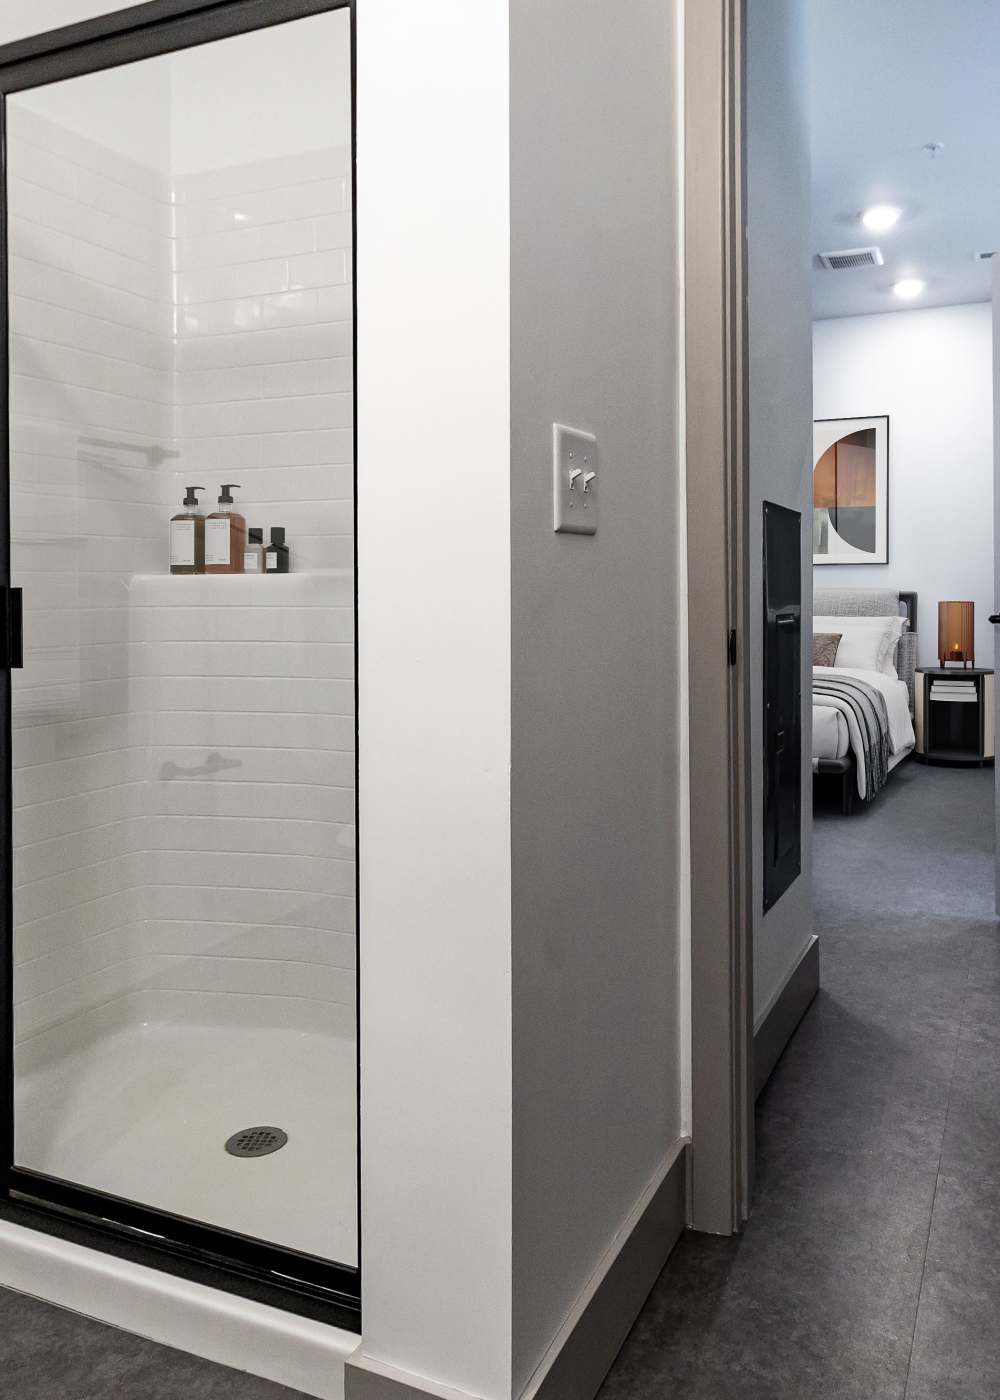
[600,759,1000,1399]
[2,761,996,1398]
[0,1282,309,1398]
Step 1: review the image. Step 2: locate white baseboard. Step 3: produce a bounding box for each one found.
[346,1139,689,1400]
[0,1219,357,1400]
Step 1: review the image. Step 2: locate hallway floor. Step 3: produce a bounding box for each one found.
[0,1283,307,1399]
[600,759,1000,1400]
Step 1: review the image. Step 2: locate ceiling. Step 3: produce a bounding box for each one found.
[808,0,1000,319]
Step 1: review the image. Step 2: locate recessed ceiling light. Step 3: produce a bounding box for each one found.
[893,277,925,300]
[862,204,901,233]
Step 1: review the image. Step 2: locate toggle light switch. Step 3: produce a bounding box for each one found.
[553,423,598,535]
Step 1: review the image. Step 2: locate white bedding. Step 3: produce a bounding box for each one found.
[812,665,915,764]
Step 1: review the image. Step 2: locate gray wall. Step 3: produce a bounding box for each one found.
[509,1,685,1390]
[747,0,815,1018]
[507,0,686,1383]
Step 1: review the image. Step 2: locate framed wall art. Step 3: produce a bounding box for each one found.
[813,415,888,566]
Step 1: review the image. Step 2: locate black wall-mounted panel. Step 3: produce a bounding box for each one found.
[763,502,802,913]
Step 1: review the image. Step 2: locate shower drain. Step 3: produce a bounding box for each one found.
[225,1126,288,1158]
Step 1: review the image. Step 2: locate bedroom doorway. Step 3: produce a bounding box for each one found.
[683,0,1000,1241]
[747,0,1000,1177]
[806,0,998,889]
[798,10,1000,1313]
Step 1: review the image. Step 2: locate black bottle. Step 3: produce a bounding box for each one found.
[265,527,290,574]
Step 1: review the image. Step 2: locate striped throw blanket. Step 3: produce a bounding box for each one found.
[813,673,891,802]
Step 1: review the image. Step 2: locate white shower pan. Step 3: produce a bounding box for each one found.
[14,990,357,1265]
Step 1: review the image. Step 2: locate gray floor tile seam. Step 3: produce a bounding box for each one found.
[901,902,986,1400]
[900,1102,953,1397]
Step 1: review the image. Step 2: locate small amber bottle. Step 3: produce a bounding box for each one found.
[170,486,206,575]
[205,484,247,574]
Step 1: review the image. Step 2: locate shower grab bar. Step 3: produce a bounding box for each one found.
[1,587,23,669]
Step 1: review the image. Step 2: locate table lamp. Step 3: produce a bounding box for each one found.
[938,600,974,668]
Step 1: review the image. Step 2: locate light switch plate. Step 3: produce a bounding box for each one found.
[553,423,598,535]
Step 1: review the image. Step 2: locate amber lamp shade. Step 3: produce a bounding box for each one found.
[938,601,975,668]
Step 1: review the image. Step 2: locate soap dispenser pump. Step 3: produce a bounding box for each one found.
[170,486,206,575]
[205,484,247,574]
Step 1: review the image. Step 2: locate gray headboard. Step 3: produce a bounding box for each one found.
[814,587,918,712]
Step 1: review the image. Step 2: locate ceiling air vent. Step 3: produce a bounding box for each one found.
[817,246,884,271]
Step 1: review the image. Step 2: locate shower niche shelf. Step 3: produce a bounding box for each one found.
[129,571,353,604]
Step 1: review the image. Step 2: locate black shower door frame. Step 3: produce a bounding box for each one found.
[0,0,360,1329]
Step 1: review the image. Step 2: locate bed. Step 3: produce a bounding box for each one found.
[813,588,917,813]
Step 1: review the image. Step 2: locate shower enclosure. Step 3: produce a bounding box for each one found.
[0,0,358,1325]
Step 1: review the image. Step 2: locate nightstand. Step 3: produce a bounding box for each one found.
[914,668,995,766]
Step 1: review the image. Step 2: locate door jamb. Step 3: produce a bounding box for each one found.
[683,0,754,1235]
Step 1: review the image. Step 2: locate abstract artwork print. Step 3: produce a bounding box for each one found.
[813,415,888,566]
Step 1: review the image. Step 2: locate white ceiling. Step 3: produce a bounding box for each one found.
[808,0,1000,319]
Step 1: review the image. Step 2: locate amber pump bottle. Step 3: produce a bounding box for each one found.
[170,486,206,575]
[205,484,247,574]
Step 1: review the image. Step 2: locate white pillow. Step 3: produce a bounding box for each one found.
[813,614,906,676]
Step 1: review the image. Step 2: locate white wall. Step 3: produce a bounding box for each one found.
[170,15,351,173]
[357,0,687,1394]
[12,12,350,176]
[813,303,994,667]
[747,0,815,1020]
[508,0,684,1390]
[14,53,171,172]
[356,3,513,1398]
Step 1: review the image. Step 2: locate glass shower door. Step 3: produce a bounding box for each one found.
[3,3,357,1294]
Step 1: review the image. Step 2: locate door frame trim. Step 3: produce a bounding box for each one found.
[993,260,1000,915]
[684,0,754,1234]
[0,0,360,1327]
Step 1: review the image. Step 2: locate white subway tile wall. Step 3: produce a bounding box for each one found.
[9,111,355,1048]
[129,573,356,1016]
[10,103,172,1045]
[174,149,354,573]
